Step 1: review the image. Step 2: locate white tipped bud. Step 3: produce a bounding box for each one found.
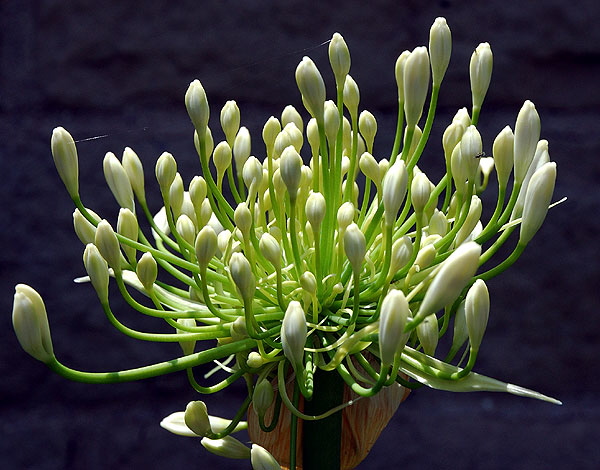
[259,233,282,270]
[189,176,207,208]
[295,56,326,120]
[284,122,303,152]
[201,436,251,460]
[428,209,449,237]
[379,289,410,366]
[343,74,360,116]
[233,127,251,177]
[413,243,437,272]
[243,156,263,191]
[73,208,100,245]
[324,100,340,144]
[414,242,482,325]
[470,43,493,111]
[281,300,307,370]
[247,351,265,369]
[117,208,138,264]
[442,121,465,162]
[358,111,377,152]
[460,125,483,180]
[184,401,212,438]
[251,444,283,470]
[213,141,233,177]
[169,173,184,218]
[394,50,411,103]
[450,145,468,196]
[337,202,355,231]
[217,229,232,258]
[252,379,275,419]
[122,147,145,204]
[136,252,157,291]
[95,220,121,272]
[195,225,218,269]
[451,300,468,352]
[155,152,177,192]
[185,80,210,134]
[83,243,110,303]
[390,236,413,275]
[282,105,304,133]
[344,223,366,273]
[103,152,135,211]
[382,160,408,226]
[403,46,430,128]
[12,284,54,363]
[519,162,556,245]
[417,314,439,356]
[465,279,489,351]
[234,202,252,236]
[176,214,196,246]
[359,152,380,184]
[51,127,79,198]
[455,196,483,246]
[492,126,514,189]
[262,116,282,153]
[514,100,541,185]
[220,100,240,147]
[306,118,319,157]
[280,145,303,201]
[329,32,351,86]
[411,172,431,215]
[229,253,255,301]
[305,192,326,232]
[176,318,197,355]
[429,17,452,86]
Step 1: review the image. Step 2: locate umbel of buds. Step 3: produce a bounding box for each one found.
[13,16,560,470]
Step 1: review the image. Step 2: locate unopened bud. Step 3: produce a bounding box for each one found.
[514,100,541,185]
[195,225,218,269]
[229,253,255,301]
[382,160,408,226]
[51,127,79,198]
[305,192,326,232]
[184,401,212,437]
[417,314,439,356]
[259,233,282,270]
[73,208,100,245]
[185,80,210,134]
[136,252,157,291]
[95,220,121,272]
[295,56,326,120]
[519,162,556,245]
[201,436,251,460]
[358,111,377,152]
[403,46,430,128]
[251,444,283,470]
[394,51,411,103]
[429,17,452,86]
[470,43,493,112]
[329,32,351,86]
[220,100,240,147]
[117,208,138,264]
[233,127,251,177]
[252,379,275,419]
[344,223,366,273]
[103,152,135,211]
[343,75,360,117]
[155,152,177,192]
[281,300,307,370]
[379,289,410,366]
[465,279,489,351]
[281,105,303,133]
[176,318,196,355]
[83,243,110,303]
[411,171,432,215]
[280,145,303,202]
[122,147,146,204]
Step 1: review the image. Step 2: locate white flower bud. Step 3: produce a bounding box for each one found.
[189,176,207,208]
[195,225,218,269]
[429,17,452,86]
[519,162,556,245]
[450,145,468,196]
[411,172,431,215]
[201,436,251,460]
[359,152,380,185]
[83,243,110,303]
[252,379,275,419]
[514,100,541,185]
[358,110,377,152]
[337,202,355,232]
[233,127,251,177]
[324,100,340,144]
[450,300,468,352]
[455,196,483,246]
[281,105,303,133]
[281,300,307,370]
[12,284,54,363]
[95,220,121,272]
[306,118,319,158]
[72,208,100,245]
[259,233,282,269]
[51,127,79,198]
[460,125,483,181]
[343,74,360,116]
[470,43,493,111]
[344,223,366,273]
[295,56,326,120]
[169,173,184,218]
[243,156,263,191]
[234,202,252,237]
[382,160,408,226]
[305,191,326,232]
[262,116,281,153]
[514,141,550,218]
[413,243,436,272]
[122,147,145,204]
[117,208,138,264]
[103,152,135,211]
[379,289,410,366]
[442,121,464,162]
[136,252,157,291]
[390,236,413,275]
[220,100,240,147]
[217,229,232,258]
[492,126,514,189]
[403,46,430,128]
[329,32,351,86]
[413,241,482,325]
[213,141,233,178]
[199,198,213,228]
[184,401,212,438]
[394,50,411,103]
[176,214,196,246]
[251,444,283,470]
[453,107,471,129]
[284,122,303,153]
[428,209,448,237]
[176,318,196,355]
[229,252,255,301]
[280,145,303,202]
[185,80,210,134]
[417,314,439,356]
[465,279,490,351]
[155,152,177,192]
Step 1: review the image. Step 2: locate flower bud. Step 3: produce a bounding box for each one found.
[201,436,251,460]
[12,284,54,363]
[519,162,556,245]
[220,100,240,147]
[281,300,307,371]
[403,46,430,128]
[337,202,355,231]
[470,42,493,111]
[329,32,351,86]
[73,208,100,245]
[295,56,326,120]
[51,127,79,198]
[280,145,303,202]
[358,110,377,152]
[95,220,121,272]
[83,243,110,303]
[251,444,283,470]
[492,126,514,190]
[428,209,448,237]
[394,50,410,103]
[253,379,275,419]
[281,105,304,133]
[155,152,177,193]
[233,127,251,177]
[514,100,541,185]
[169,173,184,218]
[412,241,481,326]
[344,223,366,273]
[195,225,218,269]
[465,279,490,351]
[324,100,340,144]
[259,233,282,270]
[189,176,207,209]
[450,300,468,352]
[117,208,138,265]
[176,214,196,246]
[176,318,196,355]
[229,252,255,301]
[184,401,212,438]
[429,17,452,86]
[379,289,410,366]
[299,271,317,297]
[185,80,210,134]
[234,202,252,237]
[455,196,482,246]
[122,147,146,204]
[305,191,326,232]
[213,141,233,178]
[411,171,431,215]
[460,125,483,181]
[243,156,264,191]
[382,160,408,226]
[136,252,157,291]
[417,314,439,356]
[359,152,380,186]
[442,121,464,162]
[390,236,413,275]
[343,74,360,117]
[103,152,135,212]
[262,116,281,153]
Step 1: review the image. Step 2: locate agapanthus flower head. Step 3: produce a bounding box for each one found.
[13,17,561,469]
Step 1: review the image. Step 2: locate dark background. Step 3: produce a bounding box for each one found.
[1,1,599,469]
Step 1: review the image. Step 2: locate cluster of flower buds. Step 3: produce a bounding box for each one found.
[12,17,560,468]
